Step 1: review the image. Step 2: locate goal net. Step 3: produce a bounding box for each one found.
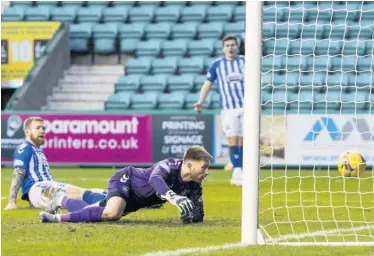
[244,1,374,245]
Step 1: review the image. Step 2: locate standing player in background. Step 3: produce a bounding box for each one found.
[40,146,212,224]
[4,117,106,210]
[194,36,245,186]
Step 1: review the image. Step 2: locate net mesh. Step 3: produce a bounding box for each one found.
[259,1,374,244]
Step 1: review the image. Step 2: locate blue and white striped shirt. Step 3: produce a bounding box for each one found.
[13,141,53,200]
[206,55,245,110]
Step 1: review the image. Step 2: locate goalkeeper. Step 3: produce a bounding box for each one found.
[40,146,212,224]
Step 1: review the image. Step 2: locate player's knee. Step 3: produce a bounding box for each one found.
[101,209,121,221]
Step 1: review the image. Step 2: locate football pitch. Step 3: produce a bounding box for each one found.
[2,168,373,256]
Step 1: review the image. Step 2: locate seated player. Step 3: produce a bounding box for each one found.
[40,146,213,224]
[4,117,106,211]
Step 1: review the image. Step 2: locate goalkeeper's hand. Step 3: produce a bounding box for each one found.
[180,211,193,224]
[163,190,194,218]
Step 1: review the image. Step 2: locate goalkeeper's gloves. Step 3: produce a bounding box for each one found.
[162,190,194,217]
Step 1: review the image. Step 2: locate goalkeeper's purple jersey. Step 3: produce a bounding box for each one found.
[114,158,204,222]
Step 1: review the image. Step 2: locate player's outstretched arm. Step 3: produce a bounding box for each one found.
[194,80,213,113]
[4,168,26,210]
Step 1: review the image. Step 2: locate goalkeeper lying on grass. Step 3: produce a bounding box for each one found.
[40,146,212,224]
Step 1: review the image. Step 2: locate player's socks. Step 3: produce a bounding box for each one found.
[59,206,104,223]
[61,196,89,212]
[229,146,241,168]
[238,146,243,168]
[82,190,106,205]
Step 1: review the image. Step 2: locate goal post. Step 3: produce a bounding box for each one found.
[242,1,374,246]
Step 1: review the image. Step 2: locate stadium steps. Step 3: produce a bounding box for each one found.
[1,1,10,12]
[43,65,123,111]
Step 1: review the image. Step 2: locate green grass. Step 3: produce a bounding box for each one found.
[2,168,373,256]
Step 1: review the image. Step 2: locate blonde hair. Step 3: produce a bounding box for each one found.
[23,116,44,132]
[184,146,213,162]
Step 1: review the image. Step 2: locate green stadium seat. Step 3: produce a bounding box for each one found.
[105,92,132,110]
[194,75,208,91]
[51,6,77,22]
[262,89,289,110]
[301,23,324,39]
[261,73,273,92]
[215,1,239,7]
[126,58,152,74]
[233,5,245,22]
[180,6,207,22]
[332,2,360,21]
[213,40,222,55]
[275,23,301,39]
[210,91,220,109]
[167,74,194,92]
[188,39,215,56]
[307,5,332,22]
[86,1,110,7]
[285,56,308,72]
[299,72,325,92]
[341,91,369,112]
[11,1,33,7]
[103,6,128,23]
[112,1,135,6]
[37,1,58,7]
[224,22,245,38]
[155,6,181,23]
[136,40,162,57]
[158,92,185,109]
[115,75,142,93]
[262,56,283,73]
[145,23,172,40]
[185,93,211,109]
[314,90,341,112]
[307,56,332,72]
[203,57,217,71]
[163,1,187,7]
[333,56,359,72]
[69,23,92,52]
[61,1,83,7]
[349,22,374,40]
[188,1,212,7]
[272,72,299,91]
[140,75,168,92]
[263,39,289,55]
[360,2,374,21]
[119,23,145,40]
[262,5,284,22]
[1,7,25,21]
[342,40,366,56]
[120,39,138,54]
[283,6,307,23]
[178,57,204,74]
[131,92,160,109]
[77,6,103,23]
[366,41,373,55]
[357,56,373,71]
[289,40,315,55]
[161,39,188,57]
[262,23,275,40]
[93,23,118,54]
[325,23,348,40]
[314,40,341,55]
[25,6,51,20]
[325,72,350,92]
[129,6,156,23]
[172,23,198,39]
[198,22,223,39]
[288,90,315,111]
[350,72,373,92]
[207,5,233,22]
[151,57,179,74]
[137,1,161,7]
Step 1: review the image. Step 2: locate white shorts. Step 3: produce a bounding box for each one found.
[221,108,244,137]
[28,181,70,208]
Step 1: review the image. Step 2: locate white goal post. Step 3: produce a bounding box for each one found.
[242,1,374,246]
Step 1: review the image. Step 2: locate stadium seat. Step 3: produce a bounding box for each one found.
[198,22,223,39]
[167,75,194,92]
[126,58,152,74]
[206,5,234,22]
[115,75,142,93]
[357,56,373,71]
[275,23,301,39]
[366,41,374,55]
[325,72,350,92]
[314,90,341,112]
[86,1,109,7]
[155,6,181,23]
[112,1,135,7]
[105,92,132,110]
[284,6,307,23]
[120,39,139,54]
[263,39,289,55]
[128,6,156,23]
[194,75,209,91]
[180,6,207,22]
[288,40,315,55]
[131,92,159,109]
[285,56,308,72]
[172,23,198,39]
[332,2,360,21]
[1,7,25,21]
[103,6,128,23]
[203,57,217,72]
[140,75,168,92]
[333,56,358,72]
[93,23,118,54]
[360,2,374,21]
[136,40,162,57]
[314,40,341,55]
[342,40,366,56]
[288,90,315,111]
[188,1,212,7]
[119,23,145,40]
[145,23,172,40]
[77,6,103,23]
[262,4,284,22]
[262,56,284,73]
[185,93,211,109]
[158,92,185,109]
[233,5,245,22]
[307,5,332,22]
[263,23,275,40]
[223,22,245,38]
[307,56,333,72]
[299,72,325,91]
[151,57,179,74]
[137,1,161,7]
[188,39,215,57]
[262,89,289,110]
[25,6,51,20]
[61,1,83,7]
[213,40,222,55]
[351,72,372,90]
[11,1,33,7]
[272,72,299,91]
[348,22,374,40]
[301,23,324,39]
[163,1,187,7]
[51,6,77,22]
[325,23,348,40]
[341,91,369,112]
[161,39,188,57]
[37,1,58,7]
[69,23,92,52]
[178,57,204,74]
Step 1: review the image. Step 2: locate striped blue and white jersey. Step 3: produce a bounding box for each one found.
[13,141,53,200]
[206,55,245,110]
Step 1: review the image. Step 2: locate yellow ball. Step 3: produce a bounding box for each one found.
[337,150,367,177]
